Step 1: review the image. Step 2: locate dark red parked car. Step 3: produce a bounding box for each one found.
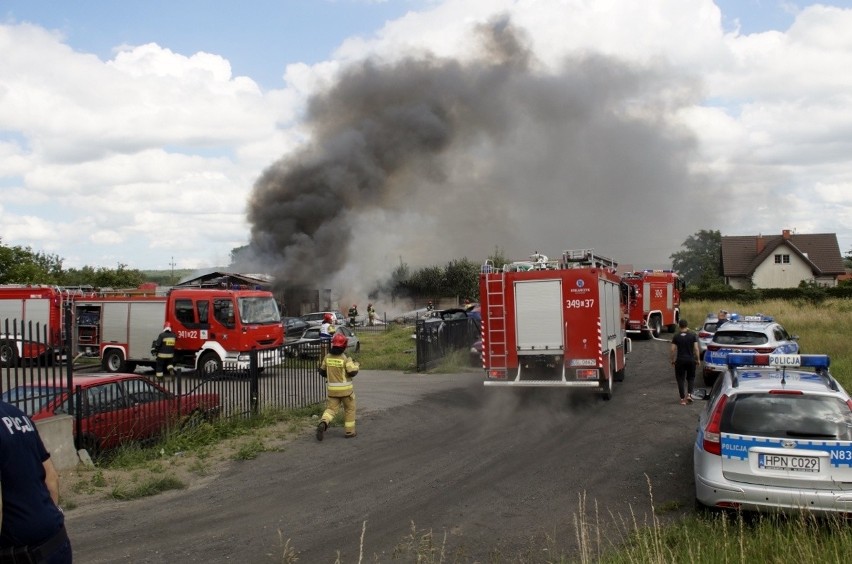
[2,373,220,456]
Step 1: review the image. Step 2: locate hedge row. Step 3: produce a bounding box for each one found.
[683,285,852,304]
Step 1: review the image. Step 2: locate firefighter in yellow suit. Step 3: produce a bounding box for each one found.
[152,323,176,379]
[316,331,360,440]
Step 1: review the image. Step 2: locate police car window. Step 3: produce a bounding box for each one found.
[721,394,852,440]
[703,322,718,332]
[713,331,768,346]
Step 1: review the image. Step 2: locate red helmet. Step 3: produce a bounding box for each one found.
[323,313,333,322]
[331,332,348,349]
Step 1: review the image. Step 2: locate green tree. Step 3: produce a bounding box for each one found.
[406,265,445,297]
[444,258,480,301]
[487,246,508,271]
[670,229,724,287]
[0,239,64,284]
[845,247,852,269]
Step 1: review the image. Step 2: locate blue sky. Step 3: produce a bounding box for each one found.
[3,0,432,88]
[1,1,851,287]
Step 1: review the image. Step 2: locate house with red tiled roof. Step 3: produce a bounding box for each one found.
[721,230,845,289]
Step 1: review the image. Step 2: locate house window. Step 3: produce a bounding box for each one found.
[774,254,790,264]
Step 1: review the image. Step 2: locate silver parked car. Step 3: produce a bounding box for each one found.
[693,353,852,516]
[289,325,361,359]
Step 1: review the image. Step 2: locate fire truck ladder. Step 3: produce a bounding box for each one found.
[481,261,507,372]
[562,249,618,270]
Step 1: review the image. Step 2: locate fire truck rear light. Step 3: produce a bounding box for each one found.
[488,370,507,379]
[576,368,598,380]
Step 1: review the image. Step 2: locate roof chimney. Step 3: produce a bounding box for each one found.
[782,229,792,240]
[756,234,765,254]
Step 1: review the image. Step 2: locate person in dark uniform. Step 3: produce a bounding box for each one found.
[670,318,700,405]
[152,323,176,379]
[0,400,72,563]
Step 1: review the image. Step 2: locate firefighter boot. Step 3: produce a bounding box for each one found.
[316,421,327,442]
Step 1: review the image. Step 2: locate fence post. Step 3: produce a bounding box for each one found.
[250,349,259,416]
[74,385,82,450]
[64,302,74,415]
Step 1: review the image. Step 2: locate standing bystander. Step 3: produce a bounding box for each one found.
[670,318,700,405]
[0,400,72,563]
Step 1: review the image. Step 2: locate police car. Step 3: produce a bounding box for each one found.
[697,311,737,360]
[694,353,852,516]
[702,314,799,387]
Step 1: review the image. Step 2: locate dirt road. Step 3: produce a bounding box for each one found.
[66,337,698,562]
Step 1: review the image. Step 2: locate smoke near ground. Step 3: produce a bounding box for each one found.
[247,15,710,300]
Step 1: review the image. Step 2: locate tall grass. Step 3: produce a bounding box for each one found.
[355,324,418,371]
[682,298,852,389]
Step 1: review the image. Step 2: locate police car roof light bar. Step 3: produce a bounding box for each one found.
[725,353,830,369]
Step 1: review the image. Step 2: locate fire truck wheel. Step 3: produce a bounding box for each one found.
[650,317,662,338]
[102,349,126,373]
[614,362,626,382]
[198,351,223,380]
[0,341,19,368]
[601,363,613,401]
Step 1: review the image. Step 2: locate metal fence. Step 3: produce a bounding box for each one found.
[415,317,480,372]
[1,318,327,456]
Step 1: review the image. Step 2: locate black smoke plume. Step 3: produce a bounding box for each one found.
[247,15,708,293]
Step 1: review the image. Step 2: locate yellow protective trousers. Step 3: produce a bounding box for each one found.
[321,393,356,435]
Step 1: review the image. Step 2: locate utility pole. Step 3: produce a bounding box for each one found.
[170,256,176,281]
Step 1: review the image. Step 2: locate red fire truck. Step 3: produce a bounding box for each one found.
[478,250,631,400]
[621,270,684,338]
[1,285,284,376]
[75,287,283,376]
[0,285,69,367]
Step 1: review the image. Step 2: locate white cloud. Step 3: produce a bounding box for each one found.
[1,0,852,272]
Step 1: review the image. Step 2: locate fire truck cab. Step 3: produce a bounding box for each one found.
[75,287,283,377]
[478,250,631,400]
